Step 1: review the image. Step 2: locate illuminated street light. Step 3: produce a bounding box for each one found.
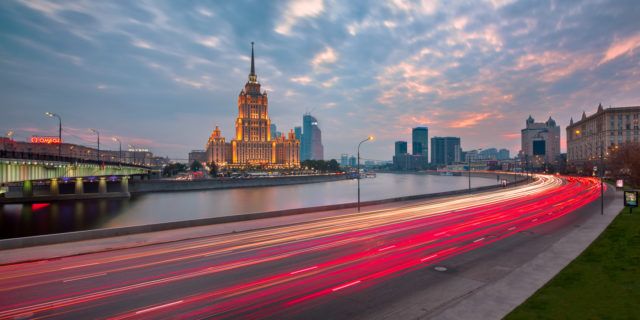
[2,131,13,155]
[89,128,100,162]
[45,112,62,158]
[357,136,373,212]
[112,137,122,163]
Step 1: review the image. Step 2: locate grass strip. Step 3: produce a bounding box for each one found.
[505,207,640,319]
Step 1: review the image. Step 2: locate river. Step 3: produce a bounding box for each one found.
[0,173,498,239]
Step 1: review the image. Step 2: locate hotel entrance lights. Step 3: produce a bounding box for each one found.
[45,112,62,158]
[357,136,373,212]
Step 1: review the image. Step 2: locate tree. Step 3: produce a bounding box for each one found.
[163,162,187,177]
[606,142,640,187]
[208,162,218,177]
[190,160,202,172]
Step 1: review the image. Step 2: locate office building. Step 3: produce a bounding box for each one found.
[412,127,428,158]
[301,113,323,160]
[567,104,640,164]
[395,141,408,156]
[340,153,349,167]
[431,137,461,166]
[521,115,560,164]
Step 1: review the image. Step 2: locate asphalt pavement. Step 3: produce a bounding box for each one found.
[0,176,622,319]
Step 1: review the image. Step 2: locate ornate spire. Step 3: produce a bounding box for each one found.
[249,42,257,83]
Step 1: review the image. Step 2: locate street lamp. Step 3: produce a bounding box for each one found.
[357,136,373,212]
[112,137,122,163]
[89,128,100,162]
[2,131,13,156]
[45,112,62,158]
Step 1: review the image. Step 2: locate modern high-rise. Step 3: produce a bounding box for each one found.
[270,124,277,140]
[301,113,323,160]
[497,149,510,160]
[431,137,461,166]
[340,153,349,167]
[205,43,299,168]
[394,141,408,156]
[566,104,640,165]
[412,127,428,158]
[521,115,560,164]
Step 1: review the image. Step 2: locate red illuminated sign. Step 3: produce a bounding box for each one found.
[30,136,62,144]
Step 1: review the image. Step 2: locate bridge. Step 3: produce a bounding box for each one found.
[0,151,151,203]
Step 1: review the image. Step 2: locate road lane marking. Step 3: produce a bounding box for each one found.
[60,263,98,270]
[378,245,395,252]
[63,273,106,282]
[473,237,485,243]
[135,300,184,314]
[332,280,361,292]
[290,266,318,275]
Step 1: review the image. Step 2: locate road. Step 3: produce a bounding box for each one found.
[0,175,604,319]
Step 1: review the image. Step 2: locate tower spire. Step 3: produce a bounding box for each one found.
[249,42,257,83]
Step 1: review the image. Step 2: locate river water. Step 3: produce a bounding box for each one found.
[0,173,497,239]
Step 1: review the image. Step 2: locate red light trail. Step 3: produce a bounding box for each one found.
[0,175,603,319]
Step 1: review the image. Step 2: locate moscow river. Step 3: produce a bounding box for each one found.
[0,173,498,239]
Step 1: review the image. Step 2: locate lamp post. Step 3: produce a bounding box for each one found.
[357,136,373,212]
[112,137,122,163]
[45,112,62,158]
[89,129,100,162]
[2,131,12,156]
[600,144,604,215]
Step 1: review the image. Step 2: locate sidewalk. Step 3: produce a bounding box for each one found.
[429,186,623,320]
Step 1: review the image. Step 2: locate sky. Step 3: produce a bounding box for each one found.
[1,0,639,162]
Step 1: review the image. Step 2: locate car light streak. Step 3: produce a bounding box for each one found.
[0,175,604,320]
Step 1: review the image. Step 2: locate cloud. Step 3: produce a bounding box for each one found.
[275,0,324,35]
[322,76,339,87]
[312,46,338,72]
[173,77,203,88]
[447,112,494,128]
[197,36,220,48]
[600,32,640,65]
[291,76,313,85]
[132,40,153,49]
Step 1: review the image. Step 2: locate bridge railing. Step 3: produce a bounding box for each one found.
[0,150,150,169]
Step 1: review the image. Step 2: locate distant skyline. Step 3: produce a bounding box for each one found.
[1,0,639,161]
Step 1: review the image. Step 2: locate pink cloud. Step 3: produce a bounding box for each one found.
[600,32,640,65]
[447,112,494,128]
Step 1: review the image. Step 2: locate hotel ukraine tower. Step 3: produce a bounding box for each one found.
[206,43,299,169]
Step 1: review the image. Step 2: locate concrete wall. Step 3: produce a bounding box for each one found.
[128,174,347,193]
[0,173,528,250]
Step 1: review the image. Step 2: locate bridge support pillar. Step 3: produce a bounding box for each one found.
[98,177,107,194]
[74,178,84,194]
[22,180,33,198]
[121,176,129,194]
[50,178,59,196]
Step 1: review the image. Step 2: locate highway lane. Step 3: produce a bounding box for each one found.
[0,175,603,319]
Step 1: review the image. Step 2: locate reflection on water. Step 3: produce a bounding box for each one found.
[0,173,496,239]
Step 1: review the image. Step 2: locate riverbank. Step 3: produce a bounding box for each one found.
[0,173,347,204]
[128,173,347,193]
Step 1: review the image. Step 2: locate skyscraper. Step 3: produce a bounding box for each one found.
[394,141,408,156]
[205,43,299,168]
[431,137,461,166]
[301,113,323,160]
[270,124,277,140]
[412,127,428,158]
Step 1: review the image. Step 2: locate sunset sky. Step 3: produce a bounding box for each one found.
[1,0,639,161]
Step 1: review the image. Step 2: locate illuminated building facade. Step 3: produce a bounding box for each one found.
[206,43,299,169]
[566,104,640,164]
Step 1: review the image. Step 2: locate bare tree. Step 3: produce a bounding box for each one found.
[606,142,640,187]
